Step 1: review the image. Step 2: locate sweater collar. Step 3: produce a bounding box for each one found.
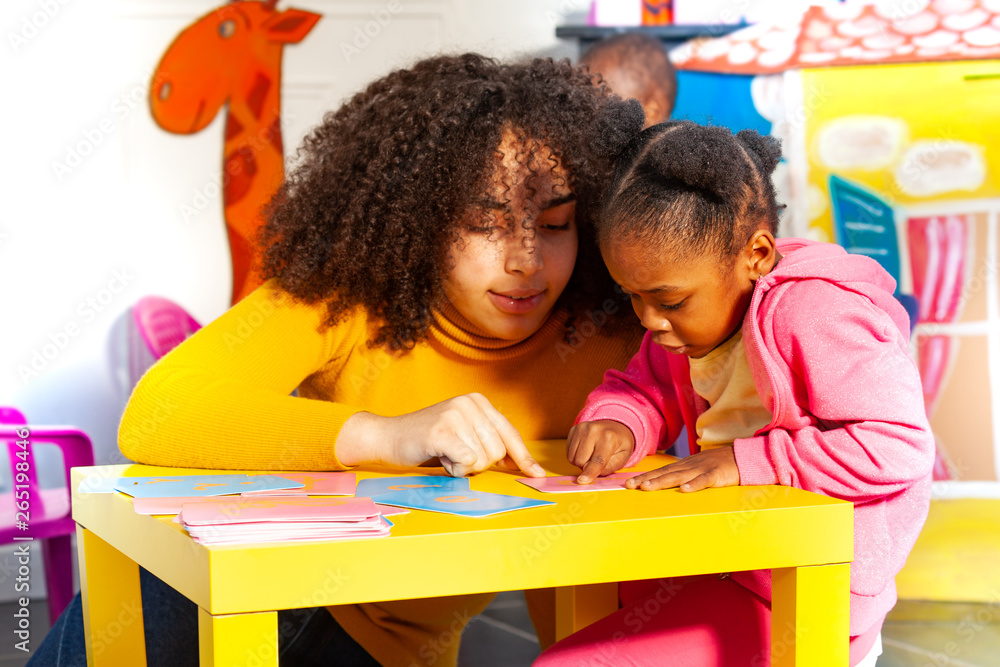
[429,300,570,357]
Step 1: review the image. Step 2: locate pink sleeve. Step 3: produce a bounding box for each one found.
[733,283,935,501]
[576,332,686,468]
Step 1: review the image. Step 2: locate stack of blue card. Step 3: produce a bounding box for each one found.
[356,476,555,518]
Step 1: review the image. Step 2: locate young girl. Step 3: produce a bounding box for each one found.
[544,119,935,666]
[30,54,644,666]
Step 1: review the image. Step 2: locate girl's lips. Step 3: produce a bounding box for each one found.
[654,338,687,355]
[488,290,545,314]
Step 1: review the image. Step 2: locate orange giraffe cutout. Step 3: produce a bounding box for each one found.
[149,1,321,304]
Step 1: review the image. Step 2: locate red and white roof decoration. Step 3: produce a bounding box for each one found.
[670,0,1000,74]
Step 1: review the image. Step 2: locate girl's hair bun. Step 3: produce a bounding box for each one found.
[591,96,645,158]
[736,129,781,176]
[647,122,748,201]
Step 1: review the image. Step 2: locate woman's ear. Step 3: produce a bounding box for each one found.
[745,229,778,281]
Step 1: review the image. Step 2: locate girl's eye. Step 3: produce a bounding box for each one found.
[541,222,571,231]
[659,300,684,311]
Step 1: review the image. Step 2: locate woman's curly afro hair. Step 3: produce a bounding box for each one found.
[258,52,645,351]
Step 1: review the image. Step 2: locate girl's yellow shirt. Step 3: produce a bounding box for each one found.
[118,279,640,665]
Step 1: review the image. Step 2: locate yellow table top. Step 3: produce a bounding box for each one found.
[71,441,852,615]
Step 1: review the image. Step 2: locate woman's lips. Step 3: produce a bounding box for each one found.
[489,290,545,314]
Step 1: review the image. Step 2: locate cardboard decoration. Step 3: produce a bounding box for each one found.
[149,1,321,305]
[670,1,1000,493]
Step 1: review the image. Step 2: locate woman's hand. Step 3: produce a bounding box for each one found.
[337,393,545,478]
[567,420,635,484]
[625,446,740,492]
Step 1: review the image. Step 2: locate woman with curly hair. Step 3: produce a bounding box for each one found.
[30,54,647,666]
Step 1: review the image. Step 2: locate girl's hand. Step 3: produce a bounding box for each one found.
[337,394,545,478]
[567,420,635,484]
[625,446,740,492]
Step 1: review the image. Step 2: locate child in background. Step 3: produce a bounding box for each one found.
[30,54,644,667]
[545,118,935,666]
[580,33,677,128]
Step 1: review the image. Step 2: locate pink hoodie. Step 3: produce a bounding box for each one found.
[577,238,935,637]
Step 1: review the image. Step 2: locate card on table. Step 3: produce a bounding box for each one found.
[114,474,303,498]
[374,504,410,517]
[77,477,128,493]
[355,475,470,499]
[241,472,357,496]
[371,488,554,518]
[180,496,380,526]
[133,495,238,515]
[517,472,641,494]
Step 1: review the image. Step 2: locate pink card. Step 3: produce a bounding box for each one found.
[241,473,357,496]
[133,496,236,515]
[180,496,379,526]
[374,504,410,517]
[517,472,640,494]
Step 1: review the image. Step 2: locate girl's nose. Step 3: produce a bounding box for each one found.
[639,304,670,332]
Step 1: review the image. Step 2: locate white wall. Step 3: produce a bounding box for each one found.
[1,0,586,470]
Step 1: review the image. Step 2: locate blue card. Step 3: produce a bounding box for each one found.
[114,474,303,498]
[371,488,555,517]
[77,477,129,493]
[355,475,470,499]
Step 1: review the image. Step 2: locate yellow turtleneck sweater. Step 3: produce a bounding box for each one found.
[119,280,640,666]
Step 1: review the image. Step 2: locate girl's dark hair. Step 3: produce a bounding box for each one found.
[258,53,643,351]
[596,120,783,260]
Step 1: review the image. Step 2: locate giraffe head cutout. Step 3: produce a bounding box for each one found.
[149,0,320,304]
[150,0,319,134]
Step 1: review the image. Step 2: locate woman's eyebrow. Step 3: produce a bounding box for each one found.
[541,194,576,210]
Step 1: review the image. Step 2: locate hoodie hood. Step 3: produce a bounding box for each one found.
[761,238,910,340]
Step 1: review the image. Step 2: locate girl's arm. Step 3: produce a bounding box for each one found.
[575,332,685,470]
[734,281,935,501]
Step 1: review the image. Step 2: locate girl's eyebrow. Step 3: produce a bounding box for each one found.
[647,285,681,294]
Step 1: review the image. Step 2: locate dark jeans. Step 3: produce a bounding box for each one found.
[28,567,381,666]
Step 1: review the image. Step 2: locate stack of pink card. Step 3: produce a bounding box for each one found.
[179,496,391,546]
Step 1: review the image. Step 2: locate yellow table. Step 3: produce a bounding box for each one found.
[71,441,853,666]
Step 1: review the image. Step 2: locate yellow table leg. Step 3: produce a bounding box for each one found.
[198,607,278,667]
[771,563,851,666]
[554,582,619,641]
[77,525,147,667]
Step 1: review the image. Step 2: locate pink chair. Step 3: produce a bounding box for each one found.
[0,407,94,625]
[128,296,202,385]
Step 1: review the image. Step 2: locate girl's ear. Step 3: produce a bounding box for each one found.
[745,229,778,281]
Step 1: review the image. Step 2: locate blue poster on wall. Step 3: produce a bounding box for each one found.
[828,174,901,290]
[672,71,772,136]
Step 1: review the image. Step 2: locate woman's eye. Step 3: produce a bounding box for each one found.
[659,300,684,311]
[541,222,571,231]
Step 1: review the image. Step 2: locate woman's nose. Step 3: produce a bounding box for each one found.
[504,232,543,275]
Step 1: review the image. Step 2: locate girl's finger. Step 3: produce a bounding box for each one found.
[576,455,607,484]
[677,472,715,493]
[625,463,684,488]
